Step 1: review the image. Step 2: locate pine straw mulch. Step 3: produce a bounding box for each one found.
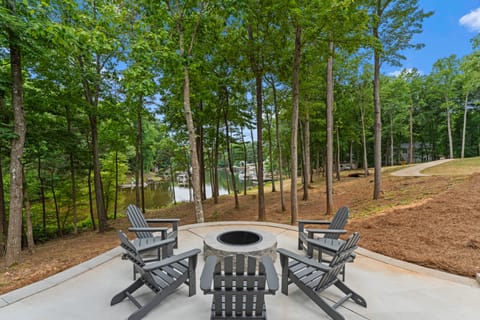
[1,171,479,295]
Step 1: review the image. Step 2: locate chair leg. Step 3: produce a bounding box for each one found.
[127,287,174,320]
[279,254,289,295]
[188,255,197,296]
[298,282,346,320]
[334,280,367,307]
[111,278,144,306]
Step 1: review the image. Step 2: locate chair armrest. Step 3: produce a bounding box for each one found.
[298,220,331,233]
[133,237,175,253]
[145,219,179,233]
[298,219,332,226]
[261,256,279,293]
[145,218,180,224]
[305,228,347,236]
[128,227,168,233]
[306,237,344,251]
[200,255,218,293]
[277,248,330,272]
[143,249,201,271]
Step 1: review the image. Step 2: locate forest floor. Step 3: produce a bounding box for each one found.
[1,166,480,294]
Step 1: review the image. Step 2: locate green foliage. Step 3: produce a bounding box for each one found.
[367,0,434,67]
[0,0,479,244]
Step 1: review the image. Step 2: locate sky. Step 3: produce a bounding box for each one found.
[384,0,480,76]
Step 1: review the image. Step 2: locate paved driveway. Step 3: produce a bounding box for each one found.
[390,159,453,177]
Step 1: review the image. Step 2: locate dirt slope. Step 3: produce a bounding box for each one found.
[1,171,479,294]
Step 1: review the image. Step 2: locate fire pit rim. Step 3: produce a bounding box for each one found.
[203,228,277,262]
[216,230,263,246]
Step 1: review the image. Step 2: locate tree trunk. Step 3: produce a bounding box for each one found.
[373,37,382,199]
[137,96,146,212]
[89,115,108,231]
[409,106,414,163]
[77,52,108,232]
[349,141,354,170]
[0,94,6,254]
[183,65,204,223]
[197,101,206,201]
[166,1,205,222]
[304,115,311,185]
[461,92,469,159]
[135,103,141,206]
[66,106,78,234]
[335,125,340,181]
[223,153,230,194]
[446,96,454,159]
[87,162,96,230]
[79,53,107,232]
[241,127,248,196]
[302,119,310,199]
[390,112,394,166]
[22,173,35,253]
[360,104,369,176]
[114,151,118,219]
[290,24,302,223]
[208,152,214,199]
[248,24,265,221]
[0,149,5,255]
[250,128,257,174]
[254,72,265,221]
[37,153,47,236]
[270,79,285,211]
[212,117,220,204]
[51,173,62,237]
[265,108,276,192]
[69,153,78,233]
[169,163,177,204]
[300,123,307,199]
[223,88,239,208]
[325,39,335,214]
[5,1,26,265]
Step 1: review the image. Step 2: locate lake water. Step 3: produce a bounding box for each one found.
[120,173,254,209]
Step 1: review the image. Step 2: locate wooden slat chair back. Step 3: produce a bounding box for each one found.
[298,207,349,251]
[325,207,349,239]
[112,233,200,320]
[127,204,179,248]
[278,232,366,320]
[201,254,278,320]
[127,204,153,238]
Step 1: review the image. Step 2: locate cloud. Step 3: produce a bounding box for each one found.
[459,8,480,32]
[387,68,423,77]
[388,70,402,77]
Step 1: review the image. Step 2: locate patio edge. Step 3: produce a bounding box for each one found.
[1,221,477,308]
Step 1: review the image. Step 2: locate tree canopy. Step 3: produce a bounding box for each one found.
[1,0,479,264]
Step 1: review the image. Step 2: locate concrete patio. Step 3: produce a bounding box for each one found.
[1,221,479,319]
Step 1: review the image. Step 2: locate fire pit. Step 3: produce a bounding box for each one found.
[203,229,277,262]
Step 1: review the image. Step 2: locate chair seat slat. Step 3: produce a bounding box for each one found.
[201,254,278,319]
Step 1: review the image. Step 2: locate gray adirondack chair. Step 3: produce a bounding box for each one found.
[306,234,357,281]
[200,254,279,320]
[117,230,175,279]
[298,207,349,253]
[277,232,366,320]
[127,204,179,248]
[112,231,200,320]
